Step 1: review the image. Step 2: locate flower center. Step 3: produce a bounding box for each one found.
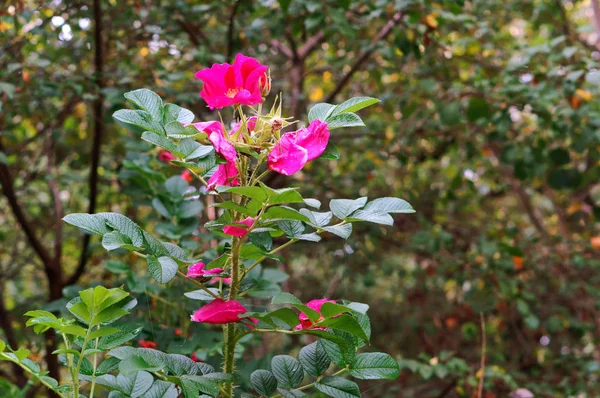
[226,88,241,98]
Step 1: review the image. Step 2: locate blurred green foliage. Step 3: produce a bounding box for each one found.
[1,0,600,396]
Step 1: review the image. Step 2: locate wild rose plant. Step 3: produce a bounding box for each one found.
[2,54,414,397]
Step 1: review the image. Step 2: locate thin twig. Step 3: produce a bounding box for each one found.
[325,11,403,103]
[477,313,486,398]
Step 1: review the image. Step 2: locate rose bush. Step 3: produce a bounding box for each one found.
[0,54,414,397]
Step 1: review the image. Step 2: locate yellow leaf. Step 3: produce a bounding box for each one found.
[140,47,149,57]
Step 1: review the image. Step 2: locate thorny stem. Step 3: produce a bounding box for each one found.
[222,236,242,397]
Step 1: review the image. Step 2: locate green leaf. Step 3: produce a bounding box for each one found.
[322,224,352,239]
[165,353,211,376]
[180,375,220,396]
[102,231,137,251]
[98,324,144,350]
[325,113,365,129]
[163,103,195,125]
[303,198,321,209]
[180,139,214,160]
[264,207,310,223]
[143,380,179,398]
[14,349,30,361]
[250,369,278,396]
[63,213,109,235]
[347,209,394,226]
[314,376,360,398]
[331,97,380,115]
[320,303,352,318]
[277,389,306,398]
[216,186,267,201]
[263,308,300,328]
[184,289,220,301]
[268,188,305,205]
[212,201,249,216]
[295,233,321,242]
[89,327,120,339]
[98,213,145,247]
[330,197,367,219]
[94,307,129,325]
[124,89,163,120]
[113,109,164,134]
[271,355,304,388]
[67,301,92,324]
[277,220,305,237]
[318,315,369,342]
[0,340,5,352]
[320,142,340,160]
[299,209,332,227]
[250,231,273,251]
[271,292,303,305]
[308,103,336,122]
[95,370,154,397]
[364,197,415,214]
[349,352,400,380]
[299,341,330,377]
[147,256,178,283]
[141,131,180,154]
[165,121,200,138]
[96,357,121,375]
[119,349,166,375]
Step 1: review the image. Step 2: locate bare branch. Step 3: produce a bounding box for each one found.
[0,141,53,267]
[325,11,403,103]
[298,31,326,59]
[67,0,105,287]
[270,39,294,60]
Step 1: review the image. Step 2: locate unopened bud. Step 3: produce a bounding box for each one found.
[259,69,271,97]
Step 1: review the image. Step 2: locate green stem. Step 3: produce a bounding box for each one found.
[244,238,298,277]
[73,325,94,398]
[0,353,66,397]
[222,236,243,397]
[89,330,100,398]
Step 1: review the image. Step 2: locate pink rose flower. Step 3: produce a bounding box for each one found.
[191,298,247,324]
[186,262,225,278]
[158,150,175,163]
[223,216,254,237]
[207,161,239,190]
[192,121,237,163]
[195,54,268,109]
[267,120,330,175]
[209,277,232,285]
[295,298,336,331]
